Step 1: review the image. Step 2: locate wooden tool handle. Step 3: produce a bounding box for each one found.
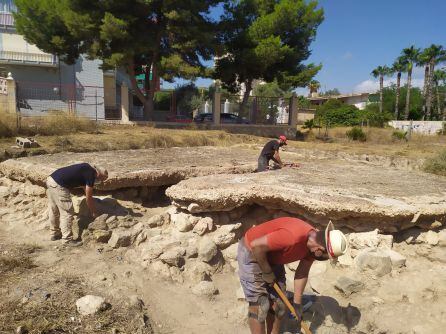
[273,283,312,334]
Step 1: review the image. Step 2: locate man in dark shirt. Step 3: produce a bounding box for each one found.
[46,163,108,245]
[257,135,287,172]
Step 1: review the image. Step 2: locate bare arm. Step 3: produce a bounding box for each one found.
[85,185,97,217]
[273,150,283,166]
[293,259,312,304]
[250,236,273,275]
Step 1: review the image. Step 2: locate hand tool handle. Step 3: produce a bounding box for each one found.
[273,283,312,334]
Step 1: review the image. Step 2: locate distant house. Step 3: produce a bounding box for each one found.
[0,0,129,120]
[308,92,370,110]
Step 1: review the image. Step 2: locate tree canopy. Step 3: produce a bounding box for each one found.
[214,0,324,104]
[14,0,219,119]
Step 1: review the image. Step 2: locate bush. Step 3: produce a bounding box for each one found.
[359,104,393,127]
[316,99,362,126]
[346,127,367,142]
[302,119,320,130]
[154,91,171,111]
[423,150,446,176]
[392,130,407,141]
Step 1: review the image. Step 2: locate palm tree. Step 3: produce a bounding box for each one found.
[391,58,406,119]
[433,69,446,120]
[400,46,421,120]
[371,65,390,114]
[419,44,446,120]
[308,80,320,97]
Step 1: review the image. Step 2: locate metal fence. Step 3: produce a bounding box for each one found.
[15,81,120,121]
[219,93,291,125]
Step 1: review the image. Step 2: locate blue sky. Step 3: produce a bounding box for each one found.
[164,0,446,95]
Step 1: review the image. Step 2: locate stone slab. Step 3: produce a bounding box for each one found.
[0,147,257,190]
[166,159,446,232]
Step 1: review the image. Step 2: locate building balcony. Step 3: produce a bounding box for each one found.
[0,12,14,26]
[0,50,58,67]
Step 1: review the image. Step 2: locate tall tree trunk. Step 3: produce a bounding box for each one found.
[443,92,446,121]
[422,65,429,120]
[240,79,252,117]
[379,74,383,113]
[425,61,435,120]
[128,59,150,120]
[404,67,412,120]
[394,72,401,119]
[436,83,441,118]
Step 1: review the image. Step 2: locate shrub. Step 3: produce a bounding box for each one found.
[302,119,320,130]
[359,104,393,127]
[346,127,367,141]
[423,150,446,176]
[391,130,407,141]
[316,99,362,126]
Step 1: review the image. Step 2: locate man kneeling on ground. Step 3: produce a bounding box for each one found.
[238,217,348,334]
[257,135,287,172]
[46,163,108,246]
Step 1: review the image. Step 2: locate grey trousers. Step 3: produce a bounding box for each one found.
[46,177,74,241]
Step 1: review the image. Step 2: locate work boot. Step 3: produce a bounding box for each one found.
[62,240,83,247]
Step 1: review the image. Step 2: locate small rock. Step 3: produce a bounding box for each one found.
[355,249,392,276]
[212,223,241,249]
[335,276,364,296]
[171,212,193,232]
[159,247,186,267]
[146,213,170,228]
[76,295,109,316]
[108,228,137,248]
[191,281,219,297]
[193,217,213,236]
[198,237,218,262]
[187,203,201,213]
[425,230,439,246]
[93,230,112,243]
[183,260,212,283]
[381,249,406,268]
[105,215,117,225]
[16,326,28,334]
[221,243,238,261]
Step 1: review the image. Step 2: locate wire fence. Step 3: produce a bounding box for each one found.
[218,93,291,125]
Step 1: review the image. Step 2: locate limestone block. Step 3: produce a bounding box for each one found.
[108,228,137,248]
[198,237,218,262]
[182,260,212,283]
[221,243,238,261]
[76,295,109,316]
[191,281,219,297]
[355,249,392,276]
[146,213,170,228]
[212,223,241,249]
[334,276,364,296]
[93,230,112,243]
[193,217,213,236]
[171,212,193,232]
[159,247,186,267]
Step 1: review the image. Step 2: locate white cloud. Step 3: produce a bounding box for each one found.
[341,51,353,60]
[353,77,424,93]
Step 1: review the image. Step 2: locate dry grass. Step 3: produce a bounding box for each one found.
[297,126,446,160]
[423,149,446,176]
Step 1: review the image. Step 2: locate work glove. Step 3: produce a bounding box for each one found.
[261,271,276,285]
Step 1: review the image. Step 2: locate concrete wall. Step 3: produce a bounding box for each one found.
[296,108,315,124]
[104,75,116,107]
[389,120,445,135]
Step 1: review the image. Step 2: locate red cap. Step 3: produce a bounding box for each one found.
[279,135,287,144]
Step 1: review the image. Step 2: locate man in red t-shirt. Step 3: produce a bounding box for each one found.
[237,217,348,334]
